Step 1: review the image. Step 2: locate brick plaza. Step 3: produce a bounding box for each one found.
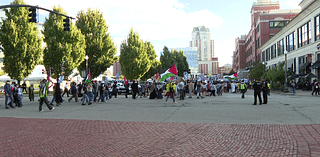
[1,90,320,156]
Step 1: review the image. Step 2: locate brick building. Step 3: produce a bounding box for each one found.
[233,0,300,73]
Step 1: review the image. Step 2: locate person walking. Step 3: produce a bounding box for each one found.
[28,84,35,101]
[55,83,63,106]
[156,82,163,99]
[209,82,216,97]
[187,80,194,98]
[97,83,106,102]
[50,84,56,106]
[16,85,23,107]
[68,82,78,102]
[4,80,14,109]
[124,82,129,98]
[62,83,69,97]
[149,82,157,99]
[311,80,319,96]
[39,79,54,112]
[164,81,177,105]
[81,84,90,105]
[196,81,203,99]
[240,81,247,99]
[131,80,139,99]
[22,82,27,94]
[252,80,262,105]
[178,80,185,100]
[86,83,94,105]
[291,80,297,95]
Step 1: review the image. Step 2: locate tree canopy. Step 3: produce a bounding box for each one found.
[160,46,189,77]
[140,41,161,80]
[42,5,86,80]
[119,28,151,80]
[0,0,43,82]
[76,8,118,79]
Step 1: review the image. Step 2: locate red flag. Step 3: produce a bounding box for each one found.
[234,72,238,78]
[124,76,128,85]
[47,68,52,82]
[156,70,159,80]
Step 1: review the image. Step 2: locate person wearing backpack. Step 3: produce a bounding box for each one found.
[68,82,78,102]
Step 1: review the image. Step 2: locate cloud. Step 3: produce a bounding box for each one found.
[26,0,223,47]
[285,0,301,9]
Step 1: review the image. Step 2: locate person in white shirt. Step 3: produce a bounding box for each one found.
[17,85,23,107]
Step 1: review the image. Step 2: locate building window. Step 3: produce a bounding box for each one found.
[256,24,260,34]
[262,51,265,62]
[297,21,311,48]
[266,48,270,61]
[315,15,320,41]
[271,44,276,59]
[286,31,295,52]
[257,37,261,48]
[269,21,289,29]
[277,38,284,56]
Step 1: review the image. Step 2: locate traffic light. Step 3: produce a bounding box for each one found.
[63,17,71,31]
[28,7,37,23]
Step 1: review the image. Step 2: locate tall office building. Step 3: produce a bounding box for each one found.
[189,26,219,75]
[167,47,199,74]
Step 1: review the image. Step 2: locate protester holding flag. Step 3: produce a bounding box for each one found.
[164,81,177,105]
[160,64,178,82]
[39,79,54,112]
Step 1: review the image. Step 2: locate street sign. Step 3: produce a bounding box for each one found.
[81,70,87,78]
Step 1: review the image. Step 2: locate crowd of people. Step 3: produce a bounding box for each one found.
[2,77,271,110]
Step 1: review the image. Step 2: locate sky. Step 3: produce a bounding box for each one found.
[0,0,302,66]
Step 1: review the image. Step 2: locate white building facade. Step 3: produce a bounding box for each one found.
[261,0,320,78]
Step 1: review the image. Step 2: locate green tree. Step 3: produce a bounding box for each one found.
[0,0,42,83]
[76,9,118,79]
[160,46,175,70]
[249,62,265,80]
[42,6,86,81]
[159,47,189,76]
[140,41,161,80]
[174,50,189,76]
[265,62,285,84]
[120,28,151,80]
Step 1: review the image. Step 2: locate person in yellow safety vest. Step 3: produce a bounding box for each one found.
[240,81,247,99]
[165,81,177,105]
[39,79,54,112]
[267,82,271,95]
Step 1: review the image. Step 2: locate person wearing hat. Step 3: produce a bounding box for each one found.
[4,80,15,109]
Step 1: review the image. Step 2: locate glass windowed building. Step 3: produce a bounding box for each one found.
[161,47,199,74]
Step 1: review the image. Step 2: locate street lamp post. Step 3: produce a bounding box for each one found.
[284,50,289,92]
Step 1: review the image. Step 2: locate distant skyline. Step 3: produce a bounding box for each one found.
[0,0,301,66]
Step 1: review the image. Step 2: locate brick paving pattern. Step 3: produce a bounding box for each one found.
[1,117,320,157]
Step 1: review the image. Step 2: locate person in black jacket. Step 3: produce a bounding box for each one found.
[261,79,268,104]
[252,79,262,105]
[131,80,139,99]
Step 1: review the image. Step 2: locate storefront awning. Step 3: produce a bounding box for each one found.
[299,62,311,70]
[311,60,320,69]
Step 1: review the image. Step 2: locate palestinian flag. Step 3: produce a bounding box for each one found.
[160,64,178,82]
[85,70,92,84]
